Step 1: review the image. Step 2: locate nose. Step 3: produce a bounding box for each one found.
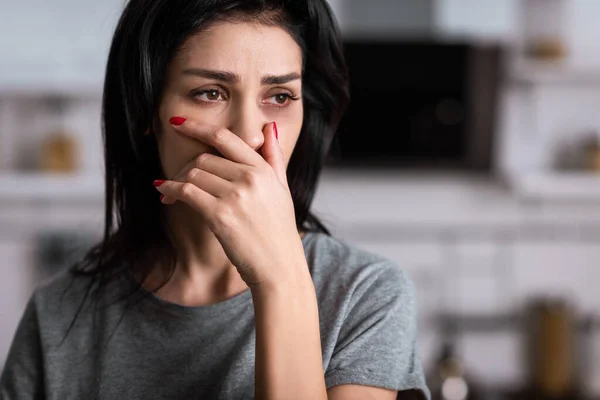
[227,100,266,152]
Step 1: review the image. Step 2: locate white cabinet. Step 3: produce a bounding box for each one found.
[512,242,600,313]
[446,239,515,315]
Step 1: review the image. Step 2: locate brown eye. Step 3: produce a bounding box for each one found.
[274,93,289,104]
[265,92,298,107]
[193,88,225,102]
[206,90,220,101]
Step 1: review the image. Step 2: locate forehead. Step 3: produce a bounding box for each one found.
[174,21,302,76]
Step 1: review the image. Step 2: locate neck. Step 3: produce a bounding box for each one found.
[143,203,305,307]
[166,204,232,275]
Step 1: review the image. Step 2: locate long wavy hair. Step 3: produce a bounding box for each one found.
[69,0,349,307]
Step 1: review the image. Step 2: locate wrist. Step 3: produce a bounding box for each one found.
[250,263,314,297]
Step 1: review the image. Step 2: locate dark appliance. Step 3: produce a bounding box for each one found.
[327,39,505,171]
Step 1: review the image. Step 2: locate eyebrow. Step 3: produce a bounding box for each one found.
[182,68,301,85]
[261,72,301,85]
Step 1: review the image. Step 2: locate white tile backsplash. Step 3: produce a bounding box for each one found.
[458,332,525,388]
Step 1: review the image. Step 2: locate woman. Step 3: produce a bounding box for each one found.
[0,1,429,399]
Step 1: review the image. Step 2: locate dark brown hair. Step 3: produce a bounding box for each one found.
[69,0,349,319]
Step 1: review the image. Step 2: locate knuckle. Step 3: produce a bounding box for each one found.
[214,204,234,227]
[243,170,259,186]
[211,127,230,144]
[195,152,210,167]
[185,168,200,182]
[231,187,246,200]
[179,182,195,198]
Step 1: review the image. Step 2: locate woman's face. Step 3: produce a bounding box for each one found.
[157,20,304,179]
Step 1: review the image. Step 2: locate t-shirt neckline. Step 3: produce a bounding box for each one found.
[136,231,315,318]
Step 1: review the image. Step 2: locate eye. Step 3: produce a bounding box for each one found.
[265,92,300,107]
[193,88,226,102]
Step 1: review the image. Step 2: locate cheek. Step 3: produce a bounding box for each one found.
[157,132,207,178]
[279,107,303,166]
[157,96,212,177]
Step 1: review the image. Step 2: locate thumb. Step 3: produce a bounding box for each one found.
[261,121,288,187]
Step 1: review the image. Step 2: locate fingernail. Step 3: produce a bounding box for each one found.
[273,121,278,140]
[169,116,186,126]
[153,180,165,187]
[159,194,164,202]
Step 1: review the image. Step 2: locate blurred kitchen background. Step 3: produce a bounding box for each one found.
[2,0,600,399]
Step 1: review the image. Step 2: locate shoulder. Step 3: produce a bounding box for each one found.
[26,268,132,348]
[29,269,93,314]
[304,231,416,306]
[28,269,125,335]
[305,232,429,397]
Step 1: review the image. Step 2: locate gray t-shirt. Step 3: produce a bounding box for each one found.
[1,231,430,399]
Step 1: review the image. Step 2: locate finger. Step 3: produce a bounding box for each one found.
[153,180,177,204]
[189,152,245,182]
[154,180,216,217]
[181,167,232,198]
[160,194,177,205]
[160,152,243,204]
[260,121,288,187]
[169,117,263,167]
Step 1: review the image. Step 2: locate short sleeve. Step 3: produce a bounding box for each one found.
[324,262,430,399]
[0,295,45,400]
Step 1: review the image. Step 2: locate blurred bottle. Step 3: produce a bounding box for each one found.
[40,131,78,172]
[583,130,600,173]
[523,0,568,62]
[428,337,483,400]
[525,298,580,400]
[38,97,79,173]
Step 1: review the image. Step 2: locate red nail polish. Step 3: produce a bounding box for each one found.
[159,194,164,202]
[153,180,165,187]
[273,122,278,140]
[169,116,186,126]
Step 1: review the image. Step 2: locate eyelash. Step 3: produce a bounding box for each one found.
[191,88,300,108]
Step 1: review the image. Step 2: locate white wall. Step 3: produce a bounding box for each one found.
[4,0,600,87]
[0,0,124,89]
[434,0,600,66]
[565,0,600,65]
[342,0,434,36]
[434,0,519,40]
